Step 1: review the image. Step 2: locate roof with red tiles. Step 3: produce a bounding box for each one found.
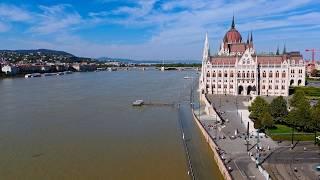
[209,52,303,65]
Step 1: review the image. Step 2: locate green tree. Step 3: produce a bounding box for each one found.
[286,100,312,131]
[254,118,262,129]
[249,97,270,129]
[260,111,274,129]
[311,102,320,132]
[269,96,288,123]
[248,96,270,120]
[311,69,319,77]
[289,90,306,108]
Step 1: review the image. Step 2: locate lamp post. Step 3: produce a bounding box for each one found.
[199,95,201,120]
[291,125,294,149]
[246,122,250,152]
[215,113,218,140]
[256,129,260,168]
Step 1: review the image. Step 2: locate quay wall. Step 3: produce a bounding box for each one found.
[191,100,232,180]
[201,93,270,180]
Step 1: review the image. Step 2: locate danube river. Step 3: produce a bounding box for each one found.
[0,69,223,180]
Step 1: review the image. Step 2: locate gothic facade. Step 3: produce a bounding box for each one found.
[200,17,305,96]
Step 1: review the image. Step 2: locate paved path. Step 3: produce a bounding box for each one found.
[200,94,320,180]
[194,102,265,180]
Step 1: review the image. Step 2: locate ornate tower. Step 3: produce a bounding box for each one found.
[201,33,210,94]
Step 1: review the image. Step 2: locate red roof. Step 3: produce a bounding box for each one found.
[256,56,284,64]
[223,28,242,43]
[210,57,236,65]
[230,43,246,53]
[209,52,303,65]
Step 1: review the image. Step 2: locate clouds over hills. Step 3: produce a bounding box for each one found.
[0,0,319,60]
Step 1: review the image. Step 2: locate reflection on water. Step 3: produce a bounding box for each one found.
[0,70,221,179]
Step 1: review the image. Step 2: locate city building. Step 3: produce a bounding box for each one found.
[72,63,97,72]
[200,17,305,96]
[1,65,19,75]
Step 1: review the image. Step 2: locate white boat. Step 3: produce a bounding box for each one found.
[108,67,117,72]
[65,71,73,74]
[57,72,65,75]
[32,73,41,77]
[160,66,165,71]
[184,76,192,79]
[25,74,32,78]
[132,100,144,106]
[44,73,55,76]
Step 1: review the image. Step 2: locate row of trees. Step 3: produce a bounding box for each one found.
[249,90,320,132]
[310,69,320,77]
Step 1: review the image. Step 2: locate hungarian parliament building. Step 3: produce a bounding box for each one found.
[200,17,305,96]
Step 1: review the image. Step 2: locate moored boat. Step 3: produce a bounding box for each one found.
[132,100,144,106]
[25,74,32,78]
[32,73,41,77]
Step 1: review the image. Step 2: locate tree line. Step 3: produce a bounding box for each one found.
[248,90,320,133]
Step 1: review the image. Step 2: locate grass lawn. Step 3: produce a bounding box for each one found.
[267,124,292,134]
[294,86,320,97]
[306,77,320,82]
[266,124,319,141]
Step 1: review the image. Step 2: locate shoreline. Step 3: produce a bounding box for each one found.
[191,107,233,180]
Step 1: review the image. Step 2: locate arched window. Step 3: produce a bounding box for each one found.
[298,79,302,86]
[242,71,245,78]
[269,85,272,89]
[281,85,285,90]
[251,71,255,78]
[224,71,228,77]
[237,71,241,78]
[262,85,265,89]
[218,71,222,77]
[213,71,216,77]
[263,71,266,78]
[269,71,273,78]
[230,71,234,78]
[282,71,286,78]
[207,71,210,77]
[275,85,278,89]
[247,71,250,78]
[276,71,279,78]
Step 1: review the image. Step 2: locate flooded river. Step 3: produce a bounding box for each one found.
[0,70,222,179]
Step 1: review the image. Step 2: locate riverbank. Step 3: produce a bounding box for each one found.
[193,94,272,180]
[191,108,232,180]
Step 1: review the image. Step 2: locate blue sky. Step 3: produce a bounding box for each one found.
[0,0,319,60]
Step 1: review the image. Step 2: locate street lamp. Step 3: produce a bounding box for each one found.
[256,129,260,168]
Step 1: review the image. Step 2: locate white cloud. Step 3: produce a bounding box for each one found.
[30,4,83,34]
[0,4,32,22]
[0,21,9,32]
[1,0,320,60]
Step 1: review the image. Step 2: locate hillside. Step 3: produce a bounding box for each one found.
[0,49,75,57]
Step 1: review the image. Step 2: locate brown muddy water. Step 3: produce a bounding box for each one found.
[0,70,222,180]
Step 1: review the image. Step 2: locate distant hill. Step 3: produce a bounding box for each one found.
[97,57,200,64]
[0,49,75,57]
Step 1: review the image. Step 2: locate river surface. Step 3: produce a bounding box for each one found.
[0,70,222,180]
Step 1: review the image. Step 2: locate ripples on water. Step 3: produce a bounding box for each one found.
[0,70,222,180]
